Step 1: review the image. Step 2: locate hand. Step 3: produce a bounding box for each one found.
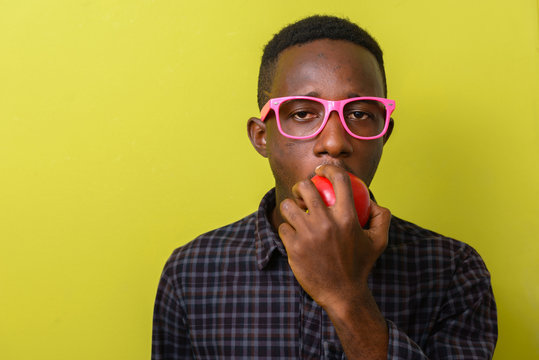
[278,164,391,310]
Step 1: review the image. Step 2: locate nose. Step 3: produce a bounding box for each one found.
[313,110,353,158]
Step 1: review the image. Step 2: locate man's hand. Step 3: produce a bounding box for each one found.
[278,164,390,308]
[278,164,391,359]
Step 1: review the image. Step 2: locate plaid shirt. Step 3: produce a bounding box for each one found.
[152,189,497,359]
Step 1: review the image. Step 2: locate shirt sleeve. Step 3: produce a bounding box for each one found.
[152,265,193,360]
[386,247,498,359]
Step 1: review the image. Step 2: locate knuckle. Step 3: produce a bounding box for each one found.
[280,200,293,215]
[332,172,349,184]
[286,209,298,222]
[313,221,335,240]
[309,197,324,210]
[380,206,391,219]
[317,220,333,237]
[298,179,312,190]
[278,224,294,243]
[340,212,356,225]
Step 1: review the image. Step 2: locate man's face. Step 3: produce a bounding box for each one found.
[253,39,391,209]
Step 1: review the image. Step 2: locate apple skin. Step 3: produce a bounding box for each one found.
[311,173,371,227]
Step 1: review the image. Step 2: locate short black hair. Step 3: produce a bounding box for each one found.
[257,15,387,110]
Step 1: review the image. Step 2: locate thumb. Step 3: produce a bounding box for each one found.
[365,202,391,253]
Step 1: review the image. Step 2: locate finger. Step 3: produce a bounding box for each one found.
[365,201,391,252]
[292,179,328,215]
[315,165,355,216]
[279,198,307,231]
[278,222,296,251]
[290,181,308,211]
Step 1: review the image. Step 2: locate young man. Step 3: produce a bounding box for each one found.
[152,15,497,359]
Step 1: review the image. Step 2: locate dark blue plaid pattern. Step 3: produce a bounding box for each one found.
[152,189,497,359]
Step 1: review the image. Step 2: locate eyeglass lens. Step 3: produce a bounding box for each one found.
[278,99,387,137]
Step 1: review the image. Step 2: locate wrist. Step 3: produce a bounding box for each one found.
[323,283,374,321]
[323,284,388,359]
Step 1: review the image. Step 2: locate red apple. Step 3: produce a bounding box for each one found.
[311,172,371,227]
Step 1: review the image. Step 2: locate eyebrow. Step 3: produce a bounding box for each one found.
[301,91,364,98]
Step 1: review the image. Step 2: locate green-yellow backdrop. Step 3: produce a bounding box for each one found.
[1,0,538,358]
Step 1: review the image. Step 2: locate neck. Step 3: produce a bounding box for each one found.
[269,188,287,232]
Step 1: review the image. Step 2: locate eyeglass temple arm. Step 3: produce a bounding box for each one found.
[260,101,272,122]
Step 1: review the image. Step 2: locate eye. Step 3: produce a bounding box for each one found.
[279,99,324,123]
[291,110,318,121]
[346,110,372,121]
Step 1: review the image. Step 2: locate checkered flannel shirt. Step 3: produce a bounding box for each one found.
[152,189,497,359]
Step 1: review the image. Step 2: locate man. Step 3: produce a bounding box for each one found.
[152,15,497,359]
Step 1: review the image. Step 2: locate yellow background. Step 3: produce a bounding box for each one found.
[1,0,537,358]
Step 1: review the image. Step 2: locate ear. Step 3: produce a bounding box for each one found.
[247,117,268,158]
[383,117,394,145]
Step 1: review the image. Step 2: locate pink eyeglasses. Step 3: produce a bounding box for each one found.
[260,96,395,140]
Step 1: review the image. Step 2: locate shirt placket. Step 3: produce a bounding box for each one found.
[299,285,323,358]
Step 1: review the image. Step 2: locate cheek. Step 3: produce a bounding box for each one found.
[356,140,384,185]
[267,139,299,187]
[266,129,311,193]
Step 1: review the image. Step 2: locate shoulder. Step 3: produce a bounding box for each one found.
[384,215,489,276]
[161,212,258,277]
[388,215,479,257]
[379,218,497,356]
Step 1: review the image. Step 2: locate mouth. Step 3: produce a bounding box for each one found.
[307,161,357,179]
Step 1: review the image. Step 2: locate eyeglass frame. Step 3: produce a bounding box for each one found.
[260,96,396,140]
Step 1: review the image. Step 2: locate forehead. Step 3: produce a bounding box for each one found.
[270,39,384,99]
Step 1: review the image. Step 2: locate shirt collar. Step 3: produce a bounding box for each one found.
[255,188,288,270]
[253,188,389,270]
